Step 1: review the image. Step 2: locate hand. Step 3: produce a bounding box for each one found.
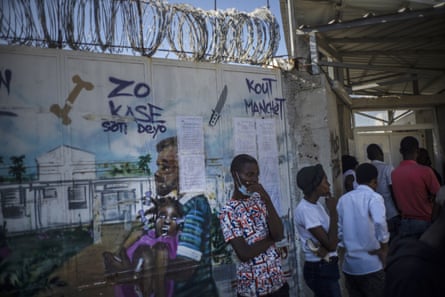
[369,244,388,267]
[324,193,338,214]
[306,239,330,262]
[316,246,329,259]
[247,183,268,199]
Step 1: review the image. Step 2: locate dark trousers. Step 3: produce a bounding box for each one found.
[303,257,342,297]
[344,270,385,297]
[399,218,431,239]
[387,215,400,245]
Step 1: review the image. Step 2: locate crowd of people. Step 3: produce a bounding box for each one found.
[102,135,443,297]
[295,136,444,297]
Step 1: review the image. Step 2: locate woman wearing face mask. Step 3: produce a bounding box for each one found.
[219,154,289,297]
[294,164,342,297]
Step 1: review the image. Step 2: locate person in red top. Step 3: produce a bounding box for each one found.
[391,136,441,239]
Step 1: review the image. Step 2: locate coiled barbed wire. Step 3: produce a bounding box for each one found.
[0,0,280,65]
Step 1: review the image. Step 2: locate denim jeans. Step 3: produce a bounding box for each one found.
[303,257,342,297]
[399,218,431,239]
[387,215,401,244]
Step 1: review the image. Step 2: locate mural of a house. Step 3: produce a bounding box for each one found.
[34,145,96,230]
[1,145,149,235]
[36,145,96,182]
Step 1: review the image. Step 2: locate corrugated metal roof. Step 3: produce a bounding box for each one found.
[280,0,445,106]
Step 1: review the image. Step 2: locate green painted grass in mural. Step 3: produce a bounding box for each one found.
[0,227,93,296]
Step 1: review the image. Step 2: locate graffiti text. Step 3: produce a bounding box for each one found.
[102,121,128,134]
[105,100,166,138]
[108,77,150,98]
[246,77,277,96]
[105,76,167,137]
[244,98,286,119]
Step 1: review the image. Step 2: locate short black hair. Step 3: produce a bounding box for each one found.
[400,136,419,156]
[342,155,358,173]
[356,163,378,184]
[156,136,177,153]
[417,148,431,166]
[367,143,383,160]
[296,164,326,196]
[156,197,184,218]
[230,154,258,173]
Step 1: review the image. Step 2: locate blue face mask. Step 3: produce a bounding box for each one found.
[236,172,253,197]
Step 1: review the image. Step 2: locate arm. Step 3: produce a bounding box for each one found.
[229,236,275,262]
[369,241,388,267]
[388,184,401,212]
[309,194,338,252]
[165,256,198,281]
[368,195,390,265]
[249,183,284,242]
[219,194,278,263]
[153,243,169,296]
[165,195,210,280]
[427,169,441,220]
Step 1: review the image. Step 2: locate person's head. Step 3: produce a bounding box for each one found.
[230,154,259,197]
[367,143,384,161]
[296,164,330,197]
[356,163,378,190]
[154,137,179,197]
[342,155,358,173]
[154,197,184,237]
[399,136,419,160]
[416,148,432,166]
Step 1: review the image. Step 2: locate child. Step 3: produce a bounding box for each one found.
[104,196,184,297]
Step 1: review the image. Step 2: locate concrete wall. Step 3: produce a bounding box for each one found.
[0,45,297,297]
[281,69,343,296]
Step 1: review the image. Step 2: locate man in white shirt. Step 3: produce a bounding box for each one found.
[366,144,400,243]
[337,163,390,297]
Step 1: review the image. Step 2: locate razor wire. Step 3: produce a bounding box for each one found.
[0,0,280,65]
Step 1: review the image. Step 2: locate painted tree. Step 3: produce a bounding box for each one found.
[8,155,26,183]
[137,153,152,176]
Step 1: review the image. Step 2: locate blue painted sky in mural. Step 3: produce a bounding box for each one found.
[0,1,287,180]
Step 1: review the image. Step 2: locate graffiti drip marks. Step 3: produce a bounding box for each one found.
[0,69,12,95]
[50,75,94,125]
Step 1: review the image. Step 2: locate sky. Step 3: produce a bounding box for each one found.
[165,0,287,58]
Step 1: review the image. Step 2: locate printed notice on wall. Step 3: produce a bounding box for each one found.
[233,117,257,158]
[257,119,282,215]
[176,116,206,193]
[256,119,278,156]
[178,154,206,193]
[177,116,205,154]
[233,117,282,215]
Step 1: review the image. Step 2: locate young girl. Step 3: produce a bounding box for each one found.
[104,197,184,297]
[294,164,342,297]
